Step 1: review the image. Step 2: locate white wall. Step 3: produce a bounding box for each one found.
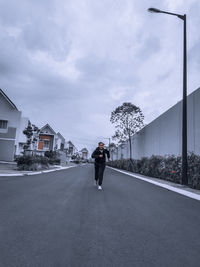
[0,94,21,161]
[111,87,200,160]
[0,95,21,134]
[15,117,29,155]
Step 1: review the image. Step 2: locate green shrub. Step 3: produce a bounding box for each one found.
[44,150,61,165]
[48,158,61,165]
[107,152,200,190]
[16,155,49,170]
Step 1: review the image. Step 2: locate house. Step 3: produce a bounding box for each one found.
[64,140,78,155]
[37,124,57,153]
[80,148,89,159]
[0,89,22,161]
[37,124,67,154]
[56,132,65,151]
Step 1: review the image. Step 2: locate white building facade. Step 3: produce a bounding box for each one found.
[0,89,22,161]
[15,117,29,156]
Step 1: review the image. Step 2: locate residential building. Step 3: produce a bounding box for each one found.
[80,148,89,159]
[0,89,21,161]
[37,124,57,153]
[56,132,65,151]
[64,140,78,155]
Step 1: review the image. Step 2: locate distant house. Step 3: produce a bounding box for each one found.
[38,124,57,153]
[0,89,22,161]
[37,124,66,155]
[80,148,89,159]
[56,132,65,151]
[64,140,78,155]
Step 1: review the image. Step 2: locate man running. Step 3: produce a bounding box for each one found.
[91,142,110,190]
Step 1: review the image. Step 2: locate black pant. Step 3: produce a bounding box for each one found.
[95,162,105,186]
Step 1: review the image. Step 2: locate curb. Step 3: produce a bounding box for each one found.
[107,166,200,202]
[0,165,77,177]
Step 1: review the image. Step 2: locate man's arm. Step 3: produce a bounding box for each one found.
[106,149,110,160]
[91,149,99,159]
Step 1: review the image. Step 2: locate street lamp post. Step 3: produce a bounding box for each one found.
[148,7,188,185]
[101,137,112,159]
[102,137,111,150]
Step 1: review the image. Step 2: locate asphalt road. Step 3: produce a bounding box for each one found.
[0,164,200,267]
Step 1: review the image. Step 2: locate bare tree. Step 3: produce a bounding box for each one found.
[110,102,144,159]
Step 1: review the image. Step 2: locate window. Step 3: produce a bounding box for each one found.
[0,120,8,129]
[44,140,50,149]
[69,147,73,154]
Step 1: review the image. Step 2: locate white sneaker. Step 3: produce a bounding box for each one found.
[94,180,98,186]
[98,185,102,190]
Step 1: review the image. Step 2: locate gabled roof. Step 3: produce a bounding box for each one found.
[0,88,18,110]
[80,148,88,152]
[68,140,74,146]
[40,124,57,135]
[57,132,65,141]
[65,140,78,151]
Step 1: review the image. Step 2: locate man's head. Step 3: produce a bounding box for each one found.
[98,142,104,150]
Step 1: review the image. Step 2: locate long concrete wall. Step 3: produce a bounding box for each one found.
[111,87,200,160]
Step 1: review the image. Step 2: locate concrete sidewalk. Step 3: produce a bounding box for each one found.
[0,161,79,177]
[108,166,200,201]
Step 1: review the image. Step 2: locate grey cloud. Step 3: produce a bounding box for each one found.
[0,0,200,153]
[137,35,161,60]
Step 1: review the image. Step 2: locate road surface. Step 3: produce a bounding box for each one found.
[0,164,200,267]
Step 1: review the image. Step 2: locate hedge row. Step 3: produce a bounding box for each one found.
[15,155,61,171]
[107,153,200,189]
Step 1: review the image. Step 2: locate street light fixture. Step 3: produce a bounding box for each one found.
[148,7,188,185]
[148,8,161,13]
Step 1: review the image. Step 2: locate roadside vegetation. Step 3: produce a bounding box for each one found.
[107,153,200,189]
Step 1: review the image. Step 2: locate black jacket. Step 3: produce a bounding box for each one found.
[91,147,110,164]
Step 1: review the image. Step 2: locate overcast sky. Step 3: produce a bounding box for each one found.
[0,0,200,153]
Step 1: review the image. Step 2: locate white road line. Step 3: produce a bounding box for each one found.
[0,173,23,177]
[27,172,42,175]
[42,169,57,173]
[108,167,200,201]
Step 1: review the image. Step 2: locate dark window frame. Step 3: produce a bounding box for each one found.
[0,120,8,129]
